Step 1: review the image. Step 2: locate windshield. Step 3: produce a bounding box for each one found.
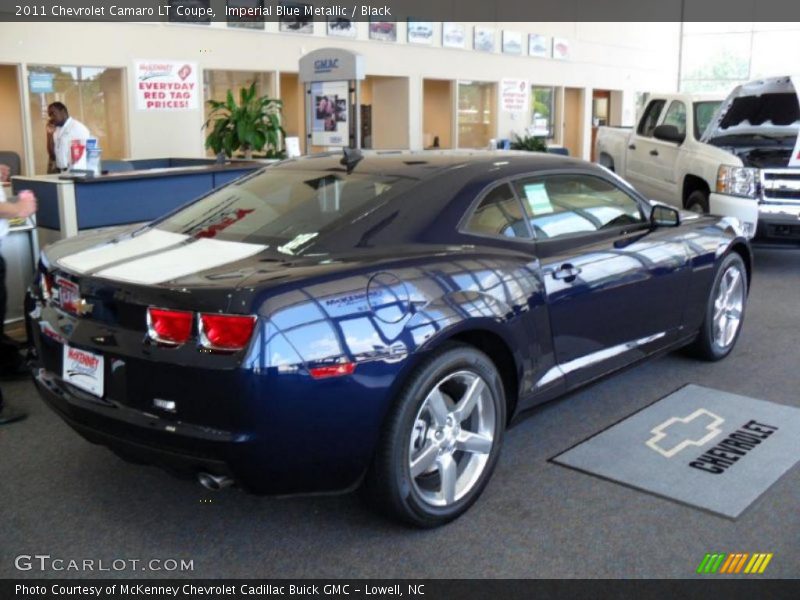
[154,168,416,255]
[705,82,800,146]
[693,101,722,140]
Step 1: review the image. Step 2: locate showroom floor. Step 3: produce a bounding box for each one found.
[1,247,798,579]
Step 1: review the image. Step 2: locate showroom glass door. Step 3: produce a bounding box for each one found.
[457,81,497,148]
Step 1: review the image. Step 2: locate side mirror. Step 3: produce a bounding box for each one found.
[653,124,685,145]
[650,204,681,228]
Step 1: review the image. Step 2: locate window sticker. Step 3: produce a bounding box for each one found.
[523,183,554,215]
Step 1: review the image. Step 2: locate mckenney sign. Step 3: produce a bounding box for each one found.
[134,60,198,111]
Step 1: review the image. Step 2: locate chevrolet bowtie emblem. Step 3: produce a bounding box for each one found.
[74,298,94,316]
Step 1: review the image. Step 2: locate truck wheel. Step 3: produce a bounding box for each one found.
[687,252,747,361]
[362,344,506,527]
[686,190,709,214]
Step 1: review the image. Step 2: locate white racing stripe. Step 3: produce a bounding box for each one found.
[58,229,189,274]
[94,238,267,285]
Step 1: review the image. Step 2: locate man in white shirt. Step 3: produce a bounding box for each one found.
[46,102,91,172]
[0,163,37,424]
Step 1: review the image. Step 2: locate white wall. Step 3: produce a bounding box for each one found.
[0,20,681,167]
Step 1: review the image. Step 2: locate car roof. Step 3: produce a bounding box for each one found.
[271,149,596,181]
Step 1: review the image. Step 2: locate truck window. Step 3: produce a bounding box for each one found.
[662,101,687,137]
[693,101,722,139]
[637,99,666,137]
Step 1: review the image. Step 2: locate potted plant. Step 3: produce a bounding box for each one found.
[203,82,286,160]
[510,133,548,152]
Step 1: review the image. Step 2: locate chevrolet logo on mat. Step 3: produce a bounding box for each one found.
[697,552,773,574]
[646,409,725,458]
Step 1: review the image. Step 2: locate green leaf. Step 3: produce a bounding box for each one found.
[202,84,285,158]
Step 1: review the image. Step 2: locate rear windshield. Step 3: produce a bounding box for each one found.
[705,82,800,145]
[154,169,415,254]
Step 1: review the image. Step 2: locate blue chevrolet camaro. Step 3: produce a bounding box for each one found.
[27,151,751,527]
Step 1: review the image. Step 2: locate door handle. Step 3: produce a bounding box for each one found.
[628,144,636,150]
[552,263,582,282]
[650,149,659,156]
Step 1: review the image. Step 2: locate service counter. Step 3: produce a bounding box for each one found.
[11,157,267,249]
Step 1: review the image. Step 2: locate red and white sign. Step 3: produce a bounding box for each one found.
[135,60,198,111]
[501,79,529,113]
[56,276,80,314]
[63,345,104,397]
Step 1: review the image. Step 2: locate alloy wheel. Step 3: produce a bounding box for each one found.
[713,264,745,348]
[407,370,496,507]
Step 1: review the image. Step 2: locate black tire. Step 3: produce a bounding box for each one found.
[688,252,748,361]
[362,343,506,528]
[686,189,710,214]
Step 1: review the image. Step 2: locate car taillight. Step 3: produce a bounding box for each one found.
[198,313,256,351]
[147,307,193,346]
[309,363,356,379]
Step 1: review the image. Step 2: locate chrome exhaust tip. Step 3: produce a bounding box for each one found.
[197,472,234,491]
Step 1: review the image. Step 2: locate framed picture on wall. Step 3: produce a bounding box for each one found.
[442,22,466,49]
[226,0,265,29]
[407,20,434,45]
[327,18,356,38]
[528,34,550,58]
[369,20,397,42]
[502,31,523,55]
[553,37,571,60]
[474,27,496,53]
[278,2,313,34]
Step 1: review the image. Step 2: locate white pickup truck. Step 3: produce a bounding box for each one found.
[596,76,800,242]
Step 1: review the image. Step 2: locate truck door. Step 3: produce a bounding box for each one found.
[648,100,687,202]
[625,99,667,201]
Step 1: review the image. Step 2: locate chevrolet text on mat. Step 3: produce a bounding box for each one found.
[27,150,752,527]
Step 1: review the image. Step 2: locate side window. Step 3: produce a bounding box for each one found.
[463,184,529,239]
[513,174,646,241]
[637,99,666,137]
[662,101,687,137]
[694,100,721,139]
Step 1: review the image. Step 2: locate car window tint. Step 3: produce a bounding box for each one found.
[637,99,666,137]
[514,174,645,241]
[463,184,529,239]
[153,169,415,253]
[662,101,687,137]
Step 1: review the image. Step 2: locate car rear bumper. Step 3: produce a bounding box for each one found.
[33,366,238,478]
[26,293,394,496]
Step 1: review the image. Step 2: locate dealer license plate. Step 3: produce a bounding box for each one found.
[62,345,104,397]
